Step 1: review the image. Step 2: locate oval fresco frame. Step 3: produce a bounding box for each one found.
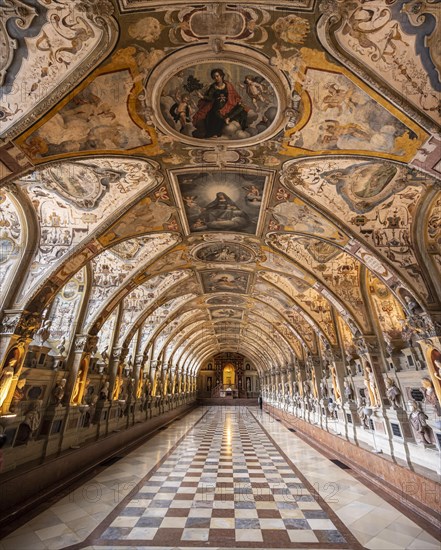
[146,46,289,148]
[191,241,256,264]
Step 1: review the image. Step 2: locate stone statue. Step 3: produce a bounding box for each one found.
[57,337,66,356]
[34,320,51,346]
[123,354,133,376]
[319,378,329,399]
[327,400,338,419]
[357,397,370,429]
[52,378,66,406]
[156,377,163,397]
[0,356,18,410]
[23,403,41,438]
[432,353,441,381]
[70,370,83,403]
[143,380,152,411]
[385,377,401,408]
[403,294,422,315]
[364,364,380,407]
[421,377,441,415]
[312,370,319,399]
[136,374,144,399]
[99,380,109,401]
[113,372,123,401]
[330,366,341,403]
[84,395,98,427]
[383,332,393,356]
[81,378,91,405]
[303,379,311,399]
[15,402,41,445]
[343,378,353,401]
[347,318,361,337]
[126,378,135,401]
[409,401,432,444]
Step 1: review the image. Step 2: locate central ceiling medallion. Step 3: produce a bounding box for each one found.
[161,63,276,141]
[146,46,288,147]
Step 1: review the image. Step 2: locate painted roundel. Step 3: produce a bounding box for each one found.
[193,242,255,263]
[159,62,278,141]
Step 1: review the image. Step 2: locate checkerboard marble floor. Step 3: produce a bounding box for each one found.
[0,406,439,550]
[85,407,358,548]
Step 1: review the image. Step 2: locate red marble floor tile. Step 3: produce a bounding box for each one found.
[261,528,291,546]
[212,508,235,518]
[256,509,283,518]
[165,508,190,517]
[152,527,185,544]
[208,528,236,543]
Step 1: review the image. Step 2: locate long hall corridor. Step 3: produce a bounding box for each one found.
[0,407,438,550]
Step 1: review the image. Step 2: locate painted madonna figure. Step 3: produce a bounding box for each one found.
[201,192,249,231]
[192,69,248,139]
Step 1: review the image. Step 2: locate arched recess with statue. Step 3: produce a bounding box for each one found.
[198,353,260,398]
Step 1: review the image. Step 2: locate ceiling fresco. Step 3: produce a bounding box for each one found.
[0,0,439,375]
[173,170,269,235]
[319,0,441,126]
[0,0,118,137]
[0,191,22,304]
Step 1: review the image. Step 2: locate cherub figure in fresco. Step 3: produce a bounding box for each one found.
[241,75,268,107]
[243,185,262,204]
[322,82,358,115]
[169,93,192,132]
[317,119,370,149]
[182,195,198,208]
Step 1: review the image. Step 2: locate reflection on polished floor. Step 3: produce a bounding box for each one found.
[0,407,439,550]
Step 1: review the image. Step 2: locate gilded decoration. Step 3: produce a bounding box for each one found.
[0,0,440,435]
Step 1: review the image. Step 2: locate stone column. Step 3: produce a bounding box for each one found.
[169,367,177,408]
[296,360,306,418]
[280,367,288,408]
[286,367,294,410]
[272,367,279,403]
[177,368,183,395]
[355,336,395,454]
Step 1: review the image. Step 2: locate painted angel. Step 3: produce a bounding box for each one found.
[241,75,268,107]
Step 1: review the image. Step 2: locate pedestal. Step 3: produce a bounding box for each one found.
[343,402,360,443]
[384,406,415,466]
[94,400,111,437]
[40,405,66,457]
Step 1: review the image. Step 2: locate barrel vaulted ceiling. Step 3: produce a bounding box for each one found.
[0,0,440,374]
